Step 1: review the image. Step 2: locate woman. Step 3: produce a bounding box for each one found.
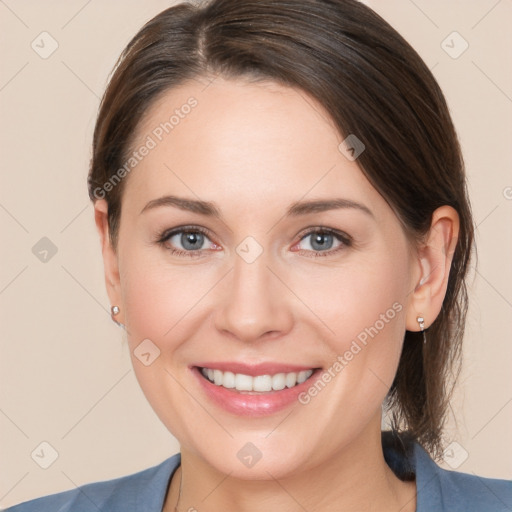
[7,0,511,510]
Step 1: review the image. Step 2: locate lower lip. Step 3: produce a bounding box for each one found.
[192,367,322,416]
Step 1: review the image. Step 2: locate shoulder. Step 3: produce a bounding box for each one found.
[382,431,512,511]
[4,453,181,512]
[412,442,512,511]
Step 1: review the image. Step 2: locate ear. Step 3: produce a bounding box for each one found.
[406,205,460,331]
[94,200,123,323]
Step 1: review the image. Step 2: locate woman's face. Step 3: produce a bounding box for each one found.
[106,77,422,478]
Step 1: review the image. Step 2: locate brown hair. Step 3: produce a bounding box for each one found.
[88,0,474,459]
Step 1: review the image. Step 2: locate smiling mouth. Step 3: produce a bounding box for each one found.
[198,367,318,393]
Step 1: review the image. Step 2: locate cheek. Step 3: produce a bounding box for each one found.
[290,246,410,400]
[291,252,409,346]
[120,254,215,347]
[117,254,217,439]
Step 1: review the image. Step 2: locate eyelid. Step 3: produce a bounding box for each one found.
[296,226,352,244]
[157,225,213,242]
[294,226,354,248]
[291,227,352,256]
[156,225,219,255]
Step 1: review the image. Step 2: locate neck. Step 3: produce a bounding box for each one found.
[165,422,416,512]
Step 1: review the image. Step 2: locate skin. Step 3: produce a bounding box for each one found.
[95,76,459,511]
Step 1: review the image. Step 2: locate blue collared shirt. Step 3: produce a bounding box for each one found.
[5,436,512,511]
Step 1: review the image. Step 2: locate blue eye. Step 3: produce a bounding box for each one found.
[295,229,351,257]
[157,227,216,257]
[302,232,336,251]
[170,231,207,251]
[156,226,351,258]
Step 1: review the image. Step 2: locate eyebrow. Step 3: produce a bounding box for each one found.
[140,195,374,219]
[286,198,373,218]
[140,195,221,217]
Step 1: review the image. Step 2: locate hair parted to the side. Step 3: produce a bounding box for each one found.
[88,0,474,459]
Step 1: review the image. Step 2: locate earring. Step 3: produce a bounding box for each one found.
[110,305,125,329]
[417,316,427,344]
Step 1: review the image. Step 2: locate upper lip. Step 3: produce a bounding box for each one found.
[193,362,319,377]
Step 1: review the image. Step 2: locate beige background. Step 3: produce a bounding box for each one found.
[1,0,511,508]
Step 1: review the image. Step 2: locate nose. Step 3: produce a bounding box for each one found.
[214,251,294,343]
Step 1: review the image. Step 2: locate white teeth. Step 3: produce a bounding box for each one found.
[223,371,235,389]
[253,374,272,392]
[297,370,310,384]
[285,372,297,388]
[272,373,286,391]
[213,369,223,386]
[235,373,253,391]
[201,367,314,392]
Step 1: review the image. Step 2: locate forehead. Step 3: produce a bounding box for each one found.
[123,76,386,216]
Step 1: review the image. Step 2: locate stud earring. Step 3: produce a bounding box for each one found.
[417,315,427,344]
[110,305,125,330]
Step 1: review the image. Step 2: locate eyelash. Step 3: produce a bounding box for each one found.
[156,226,214,259]
[156,225,352,258]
